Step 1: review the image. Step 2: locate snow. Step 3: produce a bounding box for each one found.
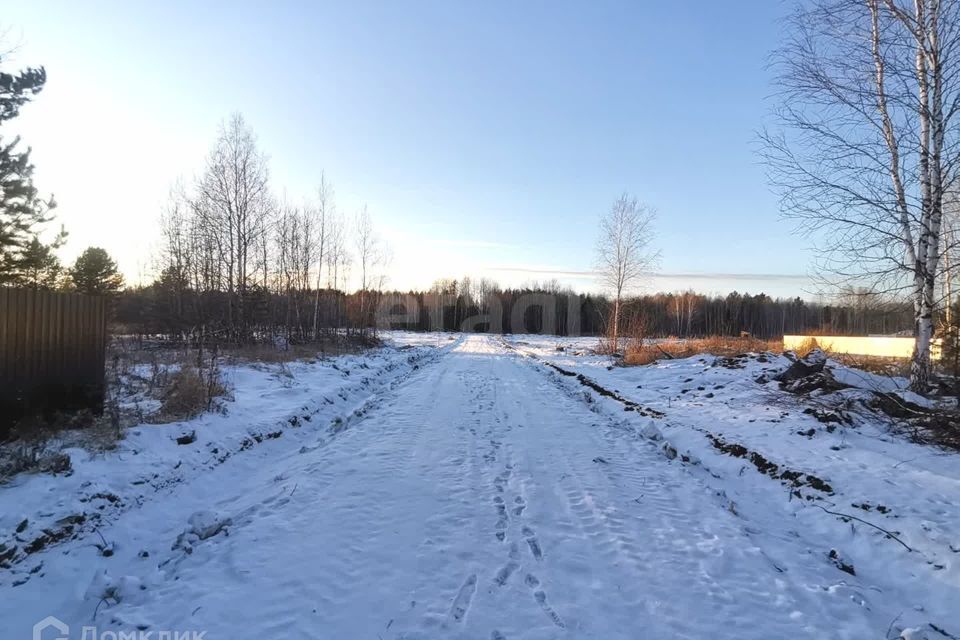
[1,333,958,639]
[508,334,960,637]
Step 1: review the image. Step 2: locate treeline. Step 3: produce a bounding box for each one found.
[114,282,601,338]
[113,274,914,340]
[372,287,913,338]
[623,290,913,338]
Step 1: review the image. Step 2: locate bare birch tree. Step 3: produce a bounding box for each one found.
[354,206,390,335]
[325,212,348,290]
[193,113,273,342]
[158,186,193,327]
[763,0,960,391]
[310,174,332,339]
[594,193,658,352]
[275,199,311,337]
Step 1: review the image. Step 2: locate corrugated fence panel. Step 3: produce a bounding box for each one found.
[0,288,107,437]
[0,289,8,390]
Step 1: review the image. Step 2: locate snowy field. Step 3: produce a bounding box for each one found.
[2,332,958,639]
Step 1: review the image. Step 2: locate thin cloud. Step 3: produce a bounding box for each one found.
[654,272,811,282]
[485,266,810,282]
[437,239,519,250]
[484,266,597,279]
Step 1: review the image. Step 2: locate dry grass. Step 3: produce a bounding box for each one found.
[221,342,350,365]
[0,419,73,482]
[597,312,650,356]
[223,343,324,365]
[623,336,782,366]
[108,333,377,423]
[782,335,912,376]
[791,337,821,357]
[622,335,911,371]
[0,443,72,481]
[153,366,227,422]
[222,334,379,365]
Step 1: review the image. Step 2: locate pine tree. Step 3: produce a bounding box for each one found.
[0,55,62,285]
[69,247,124,295]
[7,236,62,288]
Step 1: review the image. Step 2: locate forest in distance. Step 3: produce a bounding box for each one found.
[113,280,914,341]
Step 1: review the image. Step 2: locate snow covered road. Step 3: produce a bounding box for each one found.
[4,335,906,638]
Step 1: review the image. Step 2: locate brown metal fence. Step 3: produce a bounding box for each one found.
[0,288,108,437]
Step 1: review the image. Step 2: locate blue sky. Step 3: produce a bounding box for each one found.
[4,0,814,297]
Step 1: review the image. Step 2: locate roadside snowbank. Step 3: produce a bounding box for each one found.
[0,333,455,585]
[508,334,960,638]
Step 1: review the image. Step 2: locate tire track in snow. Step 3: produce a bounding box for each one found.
[12,335,879,640]
[499,337,849,637]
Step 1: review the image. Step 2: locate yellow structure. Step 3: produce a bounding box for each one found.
[783,335,939,360]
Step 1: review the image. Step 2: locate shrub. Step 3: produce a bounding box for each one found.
[792,337,820,357]
[0,423,73,482]
[598,309,650,356]
[155,366,226,421]
[223,333,376,364]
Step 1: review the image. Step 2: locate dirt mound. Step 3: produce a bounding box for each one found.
[755,349,850,395]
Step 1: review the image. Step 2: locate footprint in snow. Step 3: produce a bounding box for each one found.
[524,574,565,629]
[522,527,543,560]
[493,470,510,493]
[494,561,519,587]
[495,497,509,540]
[450,574,478,623]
